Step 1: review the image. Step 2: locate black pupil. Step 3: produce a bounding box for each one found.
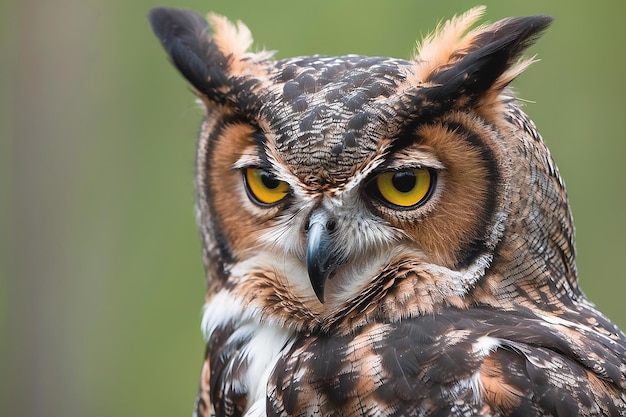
[392,171,416,193]
[260,171,280,189]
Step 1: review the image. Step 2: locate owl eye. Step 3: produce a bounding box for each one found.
[243,167,289,206]
[371,168,434,209]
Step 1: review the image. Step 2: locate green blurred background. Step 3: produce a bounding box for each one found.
[3,0,625,415]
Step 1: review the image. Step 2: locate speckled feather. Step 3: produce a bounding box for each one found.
[149,6,626,417]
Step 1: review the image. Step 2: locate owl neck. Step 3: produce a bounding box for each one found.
[479,103,582,312]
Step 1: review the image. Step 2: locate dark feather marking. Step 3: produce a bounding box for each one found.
[347,112,369,131]
[206,322,250,417]
[441,120,502,268]
[282,81,301,101]
[201,113,269,274]
[295,73,317,94]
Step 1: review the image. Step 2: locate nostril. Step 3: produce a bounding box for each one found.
[304,208,337,234]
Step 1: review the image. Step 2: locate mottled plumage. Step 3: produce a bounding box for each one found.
[149,6,626,416]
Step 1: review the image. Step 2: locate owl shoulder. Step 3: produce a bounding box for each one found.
[269,306,626,416]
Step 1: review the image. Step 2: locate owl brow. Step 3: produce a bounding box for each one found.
[379,148,444,172]
[232,145,267,170]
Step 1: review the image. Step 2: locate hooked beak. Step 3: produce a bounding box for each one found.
[305,210,338,304]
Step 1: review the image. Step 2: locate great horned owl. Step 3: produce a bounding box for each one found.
[149,6,626,416]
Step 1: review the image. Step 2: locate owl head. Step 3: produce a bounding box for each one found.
[150,7,577,331]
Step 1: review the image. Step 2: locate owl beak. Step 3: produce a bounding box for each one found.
[305,211,338,304]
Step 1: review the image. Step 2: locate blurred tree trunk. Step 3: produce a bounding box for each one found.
[8,0,104,415]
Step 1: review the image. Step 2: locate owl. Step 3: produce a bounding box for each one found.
[149,6,626,416]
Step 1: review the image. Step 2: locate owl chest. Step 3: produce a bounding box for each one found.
[208,320,487,417]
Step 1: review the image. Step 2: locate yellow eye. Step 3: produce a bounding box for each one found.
[244,167,289,206]
[374,169,433,208]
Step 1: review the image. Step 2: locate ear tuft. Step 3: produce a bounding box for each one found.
[413,10,553,106]
[415,6,488,78]
[148,7,268,105]
[206,13,253,61]
[149,8,227,97]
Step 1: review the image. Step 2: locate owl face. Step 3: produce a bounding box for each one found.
[150,7,549,321]
[203,104,503,310]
